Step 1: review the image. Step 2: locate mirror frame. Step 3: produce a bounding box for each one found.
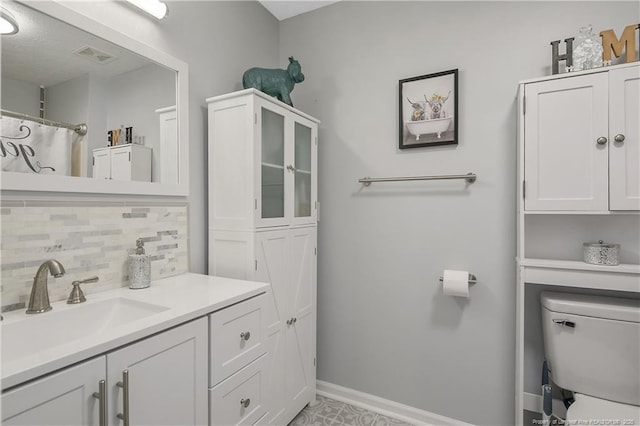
[1,1,189,197]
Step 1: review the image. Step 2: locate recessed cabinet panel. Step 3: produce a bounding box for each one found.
[107,318,208,426]
[1,357,105,426]
[209,295,266,386]
[209,101,252,229]
[255,227,316,424]
[609,67,640,210]
[524,73,609,211]
[209,355,267,426]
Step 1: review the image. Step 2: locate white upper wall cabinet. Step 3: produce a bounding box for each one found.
[207,89,318,231]
[523,63,639,211]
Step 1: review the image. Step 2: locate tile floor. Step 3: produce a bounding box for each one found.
[289,395,415,426]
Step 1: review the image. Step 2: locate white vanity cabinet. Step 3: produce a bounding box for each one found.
[1,357,105,426]
[515,63,640,425]
[2,318,207,426]
[209,294,267,425]
[523,63,639,211]
[206,89,319,425]
[107,318,208,426]
[92,144,152,182]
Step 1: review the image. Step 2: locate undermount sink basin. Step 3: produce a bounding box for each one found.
[1,297,169,364]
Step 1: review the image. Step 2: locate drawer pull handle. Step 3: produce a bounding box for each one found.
[116,370,130,426]
[614,134,625,143]
[240,398,251,408]
[596,136,608,146]
[240,331,251,341]
[92,379,106,426]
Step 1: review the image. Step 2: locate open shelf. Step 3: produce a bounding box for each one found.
[519,258,640,293]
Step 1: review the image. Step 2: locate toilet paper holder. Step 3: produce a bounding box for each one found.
[438,273,477,285]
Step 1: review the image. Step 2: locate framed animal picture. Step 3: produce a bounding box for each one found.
[399,69,458,149]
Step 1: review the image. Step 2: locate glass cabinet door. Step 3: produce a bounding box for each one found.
[294,122,312,218]
[261,108,285,219]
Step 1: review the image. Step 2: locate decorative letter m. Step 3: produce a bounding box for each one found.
[600,24,640,63]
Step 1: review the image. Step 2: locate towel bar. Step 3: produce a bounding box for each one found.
[359,172,476,186]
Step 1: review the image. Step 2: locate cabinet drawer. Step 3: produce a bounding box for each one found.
[209,294,266,385]
[209,355,267,426]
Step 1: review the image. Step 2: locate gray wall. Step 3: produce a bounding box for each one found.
[59,0,280,273]
[278,2,637,424]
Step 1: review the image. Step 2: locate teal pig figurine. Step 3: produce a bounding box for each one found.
[242,56,305,107]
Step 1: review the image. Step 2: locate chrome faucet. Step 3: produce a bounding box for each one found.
[26,260,66,314]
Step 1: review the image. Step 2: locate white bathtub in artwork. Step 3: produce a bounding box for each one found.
[405,116,452,140]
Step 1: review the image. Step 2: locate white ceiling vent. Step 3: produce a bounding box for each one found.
[73,45,117,65]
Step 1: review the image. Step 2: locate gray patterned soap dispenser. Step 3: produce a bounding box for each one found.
[129,238,151,289]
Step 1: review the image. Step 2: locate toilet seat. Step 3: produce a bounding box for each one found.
[566,394,640,424]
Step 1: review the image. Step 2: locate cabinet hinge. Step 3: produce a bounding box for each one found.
[92,157,95,166]
[255,199,258,210]
[522,180,526,199]
[314,247,317,256]
[522,95,526,115]
[128,152,131,162]
[314,357,316,367]
[255,259,258,271]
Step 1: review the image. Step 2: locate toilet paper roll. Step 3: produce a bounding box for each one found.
[442,269,470,298]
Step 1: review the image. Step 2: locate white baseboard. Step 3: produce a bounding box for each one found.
[316,380,475,426]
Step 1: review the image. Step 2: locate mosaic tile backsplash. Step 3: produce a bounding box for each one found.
[1,203,188,312]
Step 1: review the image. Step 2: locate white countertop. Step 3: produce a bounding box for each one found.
[1,273,269,390]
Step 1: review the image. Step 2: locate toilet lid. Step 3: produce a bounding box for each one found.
[567,394,640,423]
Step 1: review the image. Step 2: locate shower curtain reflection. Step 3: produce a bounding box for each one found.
[1,116,83,176]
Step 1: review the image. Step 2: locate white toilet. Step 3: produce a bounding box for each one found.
[540,292,640,423]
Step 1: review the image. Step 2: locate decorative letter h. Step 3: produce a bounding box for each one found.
[550,38,575,75]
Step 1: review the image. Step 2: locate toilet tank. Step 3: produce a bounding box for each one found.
[540,292,640,406]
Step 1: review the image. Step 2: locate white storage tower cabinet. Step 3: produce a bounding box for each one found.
[515,62,640,425]
[206,88,318,425]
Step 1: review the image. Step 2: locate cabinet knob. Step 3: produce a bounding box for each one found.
[240,398,251,408]
[240,331,251,341]
[614,134,625,143]
[596,136,608,145]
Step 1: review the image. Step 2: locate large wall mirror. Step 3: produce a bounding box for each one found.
[1,0,189,196]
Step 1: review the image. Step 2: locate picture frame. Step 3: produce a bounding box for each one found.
[399,69,458,149]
